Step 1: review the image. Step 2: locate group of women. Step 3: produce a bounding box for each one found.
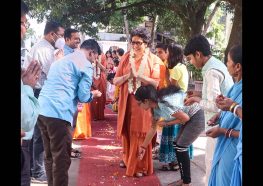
[113,26,242,186]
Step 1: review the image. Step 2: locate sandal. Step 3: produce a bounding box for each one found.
[169,163,180,171]
[72,148,82,154]
[158,165,171,171]
[168,179,183,186]
[71,151,81,159]
[119,160,126,168]
[135,172,143,177]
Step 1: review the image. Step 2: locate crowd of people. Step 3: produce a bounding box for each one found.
[21,1,242,185]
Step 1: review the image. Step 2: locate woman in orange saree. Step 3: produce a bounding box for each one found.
[113,27,161,177]
[90,53,107,120]
[73,103,92,139]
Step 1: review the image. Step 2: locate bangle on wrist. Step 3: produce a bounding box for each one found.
[233,105,240,117]
[225,128,233,138]
[225,128,230,138]
[228,129,234,138]
[229,102,238,112]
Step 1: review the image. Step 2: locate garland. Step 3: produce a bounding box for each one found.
[128,47,149,94]
[93,55,101,80]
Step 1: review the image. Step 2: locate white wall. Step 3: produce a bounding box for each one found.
[97,40,128,54]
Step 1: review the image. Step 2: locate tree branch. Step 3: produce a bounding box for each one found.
[68,0,153,16]
[202,1,221,35]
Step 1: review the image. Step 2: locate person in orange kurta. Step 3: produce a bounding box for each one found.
[113,27,161,177]
[90,53,107,120]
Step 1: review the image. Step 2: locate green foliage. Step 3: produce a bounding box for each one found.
[23,28,36,41]
[23,0,230,50]
[156,10,187,45]
[98,10,144,34]
[185,62,203,81]
[220,1,235,14]
[205,3,227,61]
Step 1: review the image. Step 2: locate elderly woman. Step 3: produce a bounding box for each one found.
[206,45,242,186]
[113,27,161,177]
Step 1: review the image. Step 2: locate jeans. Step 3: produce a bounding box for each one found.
[21,140,31,186]
[31,124,46,178]
[31,88,46,179]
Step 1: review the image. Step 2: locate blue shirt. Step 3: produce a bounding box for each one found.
[38,50,94,125]
[21,80,40,140]
[64,45,74,56]
[154,91,185,121]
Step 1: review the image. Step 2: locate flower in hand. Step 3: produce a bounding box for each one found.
[138,146,146,160]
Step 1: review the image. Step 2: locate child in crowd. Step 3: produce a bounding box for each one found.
[135,85,205,186]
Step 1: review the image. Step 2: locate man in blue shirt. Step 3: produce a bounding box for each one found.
[64,28,81,55]
[37,39,102,186]
[63,28,83,158]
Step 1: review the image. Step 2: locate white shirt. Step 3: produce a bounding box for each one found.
[200,69,225,131]
[200,69,225,113]
[23,38,55,89]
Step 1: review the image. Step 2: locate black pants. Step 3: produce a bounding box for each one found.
[21,140,31,186]
[174,109,205,184]
[37,115,72,186]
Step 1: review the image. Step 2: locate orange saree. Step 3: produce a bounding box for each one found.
[73,103,92,139]
[90,54,107,120]
[115,51,161,176]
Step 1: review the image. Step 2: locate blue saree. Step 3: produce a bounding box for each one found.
[208,80,242,186]
[230,125,242,186]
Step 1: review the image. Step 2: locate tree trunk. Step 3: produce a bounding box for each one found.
[150,15,158,50]
[181,5,208,41]
[202,1,221,35]
[122,2,129,43]
[224,0,242,63]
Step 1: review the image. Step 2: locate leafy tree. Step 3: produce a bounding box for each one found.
[98,10,144,34]
[221,0,242,62]
[24,0,241,51]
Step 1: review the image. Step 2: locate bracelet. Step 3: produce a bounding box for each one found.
[229,102,238,112]
[233,105,240,117]
[228,129,234,138]
[225,128,231,138]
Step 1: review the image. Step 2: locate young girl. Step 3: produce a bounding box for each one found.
[135,85,205,186]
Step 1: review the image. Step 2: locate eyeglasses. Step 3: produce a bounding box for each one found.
[91,50,98,55]
[21,21,30,29]
[54,33,64,38]
[131,41,144,46]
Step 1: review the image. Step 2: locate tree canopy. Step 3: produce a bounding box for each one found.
[24,0,241,52]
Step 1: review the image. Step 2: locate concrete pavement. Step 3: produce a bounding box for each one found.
[155,135,206,186]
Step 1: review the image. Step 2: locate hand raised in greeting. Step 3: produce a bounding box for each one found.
[21,60,41,88]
